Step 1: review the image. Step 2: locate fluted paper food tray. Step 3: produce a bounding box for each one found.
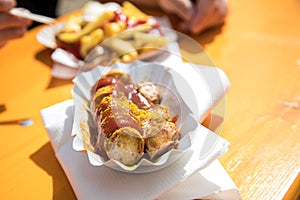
[71,61,226,173]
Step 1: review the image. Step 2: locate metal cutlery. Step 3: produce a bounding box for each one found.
[0,118,34,127]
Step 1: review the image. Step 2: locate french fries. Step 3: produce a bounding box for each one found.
[55,1,168,62]
[133,32,168,49]
[121,1,149,22]
[80,29,105,58]
[58,11,114,43]
[103,21,126,37]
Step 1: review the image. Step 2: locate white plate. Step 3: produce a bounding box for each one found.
[36,17,177,63]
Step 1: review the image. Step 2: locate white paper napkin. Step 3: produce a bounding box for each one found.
[40,57,241,199]
[41,100,241,200]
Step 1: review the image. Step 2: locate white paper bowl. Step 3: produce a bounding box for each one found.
[71,61,203,173]
[37,23,64,49]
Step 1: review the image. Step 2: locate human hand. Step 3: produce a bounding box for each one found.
[158,0,228,35]
[0,0,32,47]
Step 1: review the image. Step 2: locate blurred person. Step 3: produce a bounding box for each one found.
[100,0,228,35]
[158,0,228,34]
[0,0,227,48]
[0,0,31,48]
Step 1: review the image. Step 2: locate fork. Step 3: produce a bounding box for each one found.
[0,118,34,127]
[9,8,55,24]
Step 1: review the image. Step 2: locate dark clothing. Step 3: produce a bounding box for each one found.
[16,0,58,28]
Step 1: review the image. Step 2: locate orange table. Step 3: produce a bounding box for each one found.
[0,0,299,199]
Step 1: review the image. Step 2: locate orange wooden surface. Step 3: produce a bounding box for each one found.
[203,0,300,199]
[0,0,299,199]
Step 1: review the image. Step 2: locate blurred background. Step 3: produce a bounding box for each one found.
[56,0,89,16]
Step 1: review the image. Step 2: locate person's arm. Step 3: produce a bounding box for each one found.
[100,0,227,35]
[0,0,31,48]
[158,0,228,34]
[99,0,159,10]
[185,0,228,34]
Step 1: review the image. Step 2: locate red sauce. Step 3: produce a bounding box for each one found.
[171,115,178,123]
[92,71,156,136]
[96,77,117,89]
[113,10,128,23]
[100,107,143,135]
[55,35,82,59]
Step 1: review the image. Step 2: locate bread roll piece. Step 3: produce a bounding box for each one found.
[104,127,144,166]
[145,121,180,160]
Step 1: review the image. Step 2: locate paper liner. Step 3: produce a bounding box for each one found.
[37,23,64,49]
[71,61,215,173]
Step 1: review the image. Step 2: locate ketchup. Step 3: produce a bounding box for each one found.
[100,107,143,135]
[113,10,128,23]
[55,35,82,59]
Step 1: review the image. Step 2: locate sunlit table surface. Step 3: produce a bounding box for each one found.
[0,0,299,199]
